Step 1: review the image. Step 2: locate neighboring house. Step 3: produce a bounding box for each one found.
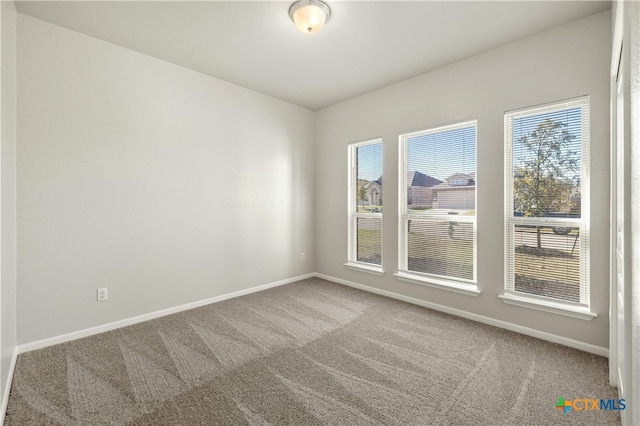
[407,171,442,208]
[432,172,476,210]
[366,177,382,207]
[358,177,382,208]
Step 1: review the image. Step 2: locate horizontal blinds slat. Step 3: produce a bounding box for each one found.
[406,213,475,222]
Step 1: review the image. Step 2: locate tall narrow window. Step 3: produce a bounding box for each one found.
[397,121,477,293]
[504,97,591,312]
[346,139,383,274]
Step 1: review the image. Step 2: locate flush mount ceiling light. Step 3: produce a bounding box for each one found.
[289,0,331,34]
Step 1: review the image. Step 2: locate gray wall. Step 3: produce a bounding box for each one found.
[1,0,17,407]
[17,15,316,344]
[315,11,611,348]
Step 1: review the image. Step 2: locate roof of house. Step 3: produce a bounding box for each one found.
[408,171,442,187]
[431,173,476,190]
[361,177,382,188]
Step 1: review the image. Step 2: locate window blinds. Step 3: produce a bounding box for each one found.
[400,121,477,283]
[505,97,589,305]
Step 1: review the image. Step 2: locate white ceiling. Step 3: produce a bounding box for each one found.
[15,1,611,111]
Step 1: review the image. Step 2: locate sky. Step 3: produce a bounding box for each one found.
[407,126,476,181]
[356,143,383,182]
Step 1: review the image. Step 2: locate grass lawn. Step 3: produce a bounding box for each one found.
[407,227,473,280]
[512,226,581,302]
[357,228,382,264]
[514,246,580,302]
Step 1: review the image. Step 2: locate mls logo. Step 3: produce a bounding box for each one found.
[555,397,626,413]
[555,397,572,414]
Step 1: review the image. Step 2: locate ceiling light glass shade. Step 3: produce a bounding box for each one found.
[289,0,331,34]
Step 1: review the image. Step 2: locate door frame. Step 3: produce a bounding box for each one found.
[609,2,634,425]
[609,0,623,390]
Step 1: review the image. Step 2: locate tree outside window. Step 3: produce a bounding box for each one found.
[513,118,580,249]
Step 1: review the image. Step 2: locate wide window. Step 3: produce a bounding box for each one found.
[504,97,591,314]
[346,139,383,274]
[397,121,477,293]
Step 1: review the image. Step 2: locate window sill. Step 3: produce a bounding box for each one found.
[344,261,385,276]
[394,271,480,297]
[498,293,597,320]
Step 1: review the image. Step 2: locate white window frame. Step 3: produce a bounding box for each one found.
[395,120,479,296]
[501,96,596,320]
[345,138,384,275]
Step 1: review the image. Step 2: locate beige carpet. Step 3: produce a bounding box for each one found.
[5,278,620,425]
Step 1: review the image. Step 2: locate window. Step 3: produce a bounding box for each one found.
[397,121,478,294]
[346,139,383,274]
[503,97,593,318]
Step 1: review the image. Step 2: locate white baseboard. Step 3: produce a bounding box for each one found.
[15,270,609,358]
[1,347,18,425]
[17,273,315,354]
[315,273,609,357]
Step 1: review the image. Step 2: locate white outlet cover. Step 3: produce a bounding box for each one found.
[97,288,108,301]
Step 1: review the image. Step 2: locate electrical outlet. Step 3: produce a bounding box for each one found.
[301,252,306,261]
[97,288,108,302]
